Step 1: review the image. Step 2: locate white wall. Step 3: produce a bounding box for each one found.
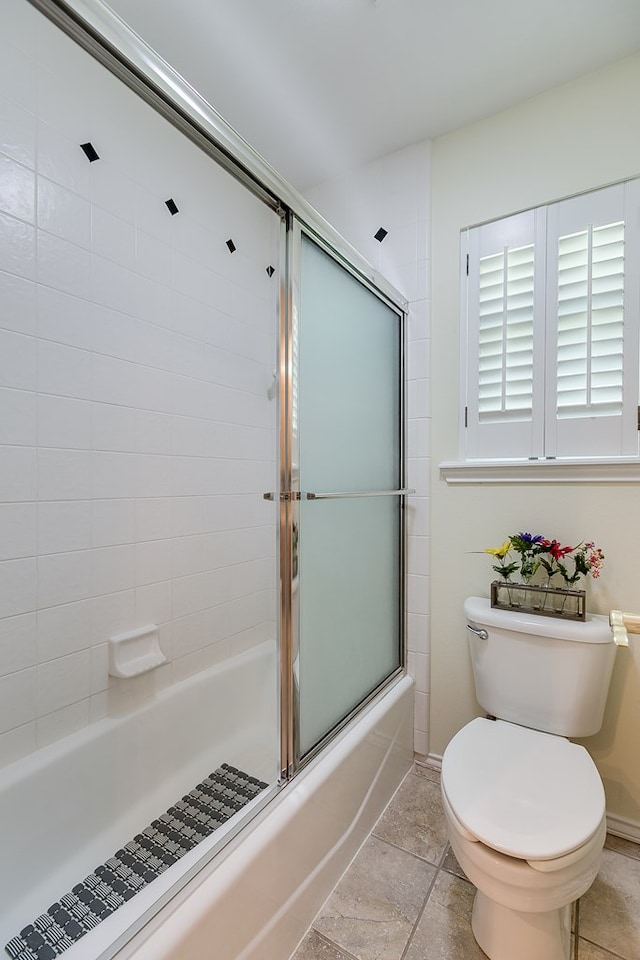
[306,141,432,755]
[430,53,640,833]
[0,0,279,766]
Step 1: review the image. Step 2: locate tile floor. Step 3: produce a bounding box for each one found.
[290,764,640,960]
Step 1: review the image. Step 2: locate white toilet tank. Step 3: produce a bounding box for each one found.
[464,597,616,737]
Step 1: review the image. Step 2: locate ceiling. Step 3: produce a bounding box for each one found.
[103,0,640,191]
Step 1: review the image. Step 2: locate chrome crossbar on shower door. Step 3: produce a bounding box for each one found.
[264,489,414,501]
[304,489,414,500]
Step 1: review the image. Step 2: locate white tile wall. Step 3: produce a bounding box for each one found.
[0,558,37,619]
[0,387,36,445]
[37,501,92,554]
[37,176,91,247]
[0,0,279,764]
[37,116,90,193]
[38,396,92,450]
[0,270,37,335]
[0,93,36,168]
[0,446,37,504]
[37,650,91,717]
[2,0,429,767]
[0,502,37,559]
[305,140,432,758]
[0,612,36,674]
[0,666,36,735]
[0,210,35,279]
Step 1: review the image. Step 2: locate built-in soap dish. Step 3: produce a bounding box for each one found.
[108,625,167,678]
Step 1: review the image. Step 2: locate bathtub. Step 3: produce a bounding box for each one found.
[1,644,414,960]
[1,641,279,956]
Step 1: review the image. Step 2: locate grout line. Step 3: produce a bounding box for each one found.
[604,844,640,864]
[578,936,629,960]
[308,929,359,960]
[398,843,450,960]
[368,831,445,871]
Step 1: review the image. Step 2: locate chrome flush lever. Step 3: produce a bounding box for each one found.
[466,624,488,641]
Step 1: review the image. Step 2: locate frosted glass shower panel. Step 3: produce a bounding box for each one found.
[297,236,402,756]
[298,238,400,490]
[298,497,400,754]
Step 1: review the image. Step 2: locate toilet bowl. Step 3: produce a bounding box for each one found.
[440,597,616,960]
[441,717,606,960]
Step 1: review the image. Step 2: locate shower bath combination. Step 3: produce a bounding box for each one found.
[0,1,413,958]
[2,646,276,957]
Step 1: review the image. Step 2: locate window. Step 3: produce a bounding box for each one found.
[461,180,640,461]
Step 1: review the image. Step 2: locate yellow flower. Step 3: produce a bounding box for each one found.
[485,540,511,560]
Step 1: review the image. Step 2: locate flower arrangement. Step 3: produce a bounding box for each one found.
[485,532,604,589]
[485,532,604,620]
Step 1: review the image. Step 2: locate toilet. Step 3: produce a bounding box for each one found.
[441,597,617,960]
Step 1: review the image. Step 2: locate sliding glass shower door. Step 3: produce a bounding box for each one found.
[293,232,405,760]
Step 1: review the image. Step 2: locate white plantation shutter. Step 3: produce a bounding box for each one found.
[555,222,624,417]
[464,210,545,459]
[545,183,639,458]
[478,243,535,417]
[462,179,640,462]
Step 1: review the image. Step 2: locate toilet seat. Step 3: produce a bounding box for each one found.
[441,718,605,862]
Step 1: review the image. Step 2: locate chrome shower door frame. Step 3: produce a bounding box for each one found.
[279,219,410,776]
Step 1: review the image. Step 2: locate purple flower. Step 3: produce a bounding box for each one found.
[516,532,544,544]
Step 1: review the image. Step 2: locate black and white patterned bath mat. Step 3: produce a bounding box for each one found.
[5,763,268,960]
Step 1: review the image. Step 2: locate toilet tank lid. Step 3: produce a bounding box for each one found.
[465,596,613,643]
[441,718,605,861]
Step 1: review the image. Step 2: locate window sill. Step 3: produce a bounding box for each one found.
[439,458,640,484]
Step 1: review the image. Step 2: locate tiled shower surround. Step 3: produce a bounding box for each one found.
[0,0,279,767]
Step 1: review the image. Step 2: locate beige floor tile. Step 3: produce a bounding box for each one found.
[403,871,486,960]
[313,835,435,960]
[605,833,640,861]
[373,771,448,864]
[577,939,629,959]
[289,782,640,960]
[580,849,640,960]
[412,762,441,784]
[440,843,469,882]
[291,930,355,960]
